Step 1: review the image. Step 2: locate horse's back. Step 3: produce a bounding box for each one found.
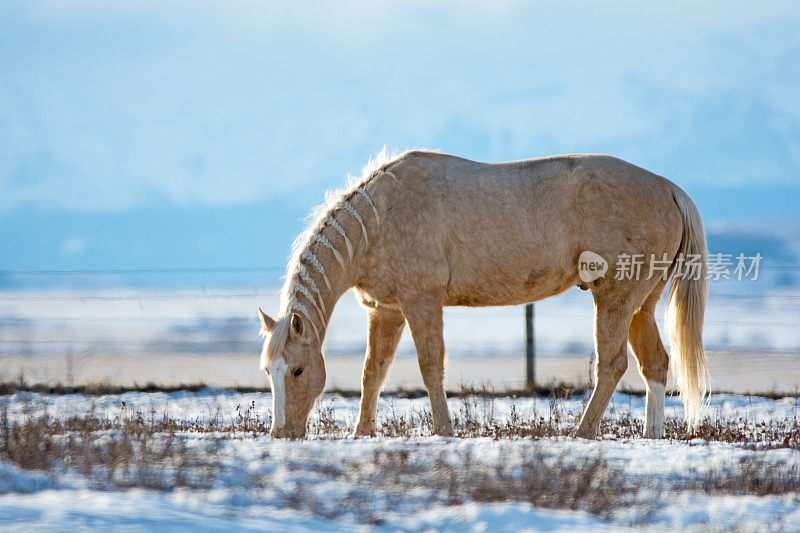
[388,150,675,196]
[367,151,684,306]
[385,151,680,241]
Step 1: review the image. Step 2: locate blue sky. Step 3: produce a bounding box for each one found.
[1,1,799,279]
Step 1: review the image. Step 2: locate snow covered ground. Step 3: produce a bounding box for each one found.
[0,389,798,532]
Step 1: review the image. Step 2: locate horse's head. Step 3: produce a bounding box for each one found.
[258,308,325,438]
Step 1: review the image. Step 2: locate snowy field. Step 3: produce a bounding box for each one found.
[3,284,799,357]
[2,284,800,395]
[1,388,798,532]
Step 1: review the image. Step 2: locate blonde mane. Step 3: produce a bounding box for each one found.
[261,148,407,368]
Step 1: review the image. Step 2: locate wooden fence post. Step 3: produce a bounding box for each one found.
[525,303,535,391]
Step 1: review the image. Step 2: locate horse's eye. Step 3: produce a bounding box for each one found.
[293,367,304,377]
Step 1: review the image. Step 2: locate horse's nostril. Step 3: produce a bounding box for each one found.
[293,367,304,377]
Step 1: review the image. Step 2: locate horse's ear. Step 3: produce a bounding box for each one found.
[258,308,276,333]
[290,312,305,338]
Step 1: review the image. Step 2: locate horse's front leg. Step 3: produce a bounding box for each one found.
[354,307,406,436]
[399,291,454,437]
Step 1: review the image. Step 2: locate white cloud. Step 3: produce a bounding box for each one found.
[59,236,89,258]
[0,0,799,212]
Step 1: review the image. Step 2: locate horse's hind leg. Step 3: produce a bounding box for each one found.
[354,307,406,436]
[628,281,670,438]
[573,289,639,439]
[399,291,454,437]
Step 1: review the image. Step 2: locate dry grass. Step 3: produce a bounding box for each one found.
[3,391,799,449]
[0,401,221,489]
[270,446,631,523]
[0,392,798,528]
[363,393,800,450]
[3,376,797,400]
[273,445,800,525]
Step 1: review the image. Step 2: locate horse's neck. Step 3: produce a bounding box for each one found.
[284,177,382,342]
[315,274,352,339]
[285,230,365,342]
[283,261,351,343]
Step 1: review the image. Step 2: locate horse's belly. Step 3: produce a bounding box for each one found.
[443,267,576,307]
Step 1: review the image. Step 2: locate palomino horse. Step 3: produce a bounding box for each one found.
[258,151,708,439]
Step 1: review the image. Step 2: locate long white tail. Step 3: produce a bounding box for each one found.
[666,187,709,429]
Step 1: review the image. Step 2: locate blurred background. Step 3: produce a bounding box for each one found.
[1,1,799,392]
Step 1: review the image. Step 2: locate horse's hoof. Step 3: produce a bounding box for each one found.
[571,428,597,439]
[433,425,455,437]
[354,423,376,437]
